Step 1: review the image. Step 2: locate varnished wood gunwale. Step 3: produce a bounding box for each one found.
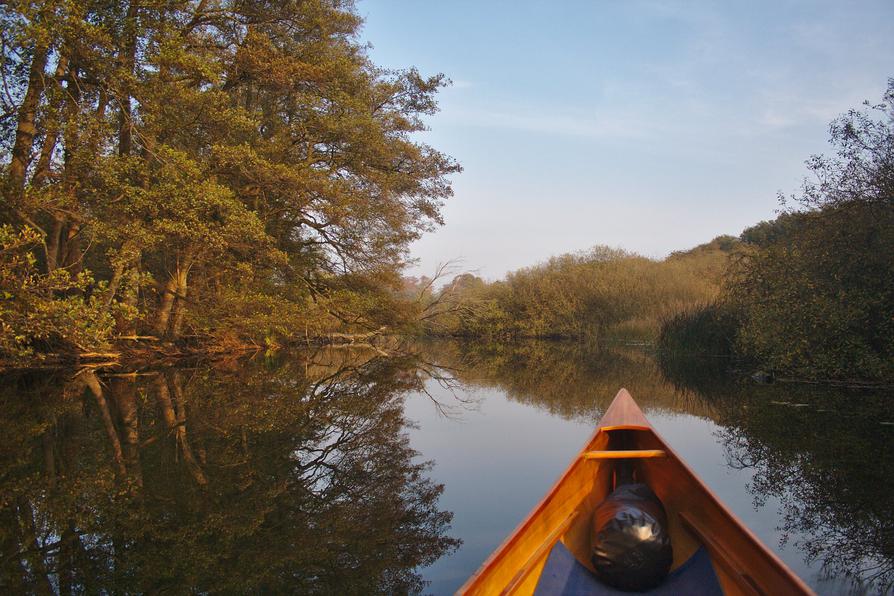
[500,511,579,595]
[456,421,610,595]
[456,388,814,596]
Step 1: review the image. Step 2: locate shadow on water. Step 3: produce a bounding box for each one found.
[0,349,459,594]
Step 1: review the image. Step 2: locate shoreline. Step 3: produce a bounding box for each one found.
[2,336,890,389]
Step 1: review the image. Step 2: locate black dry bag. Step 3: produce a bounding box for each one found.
[590,483,673,591]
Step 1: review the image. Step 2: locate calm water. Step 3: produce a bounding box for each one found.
[0,340,891,594]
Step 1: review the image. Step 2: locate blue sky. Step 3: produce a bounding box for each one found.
[357,0,894,280]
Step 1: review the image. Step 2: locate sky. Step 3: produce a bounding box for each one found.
[357,0,894,280]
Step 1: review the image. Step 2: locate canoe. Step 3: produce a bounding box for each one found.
[457,389,813,595]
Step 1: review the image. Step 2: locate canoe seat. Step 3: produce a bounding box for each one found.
[581,450,666,460]
[534,540,723,596]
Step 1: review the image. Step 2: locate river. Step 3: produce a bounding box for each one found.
[0,340,891,594]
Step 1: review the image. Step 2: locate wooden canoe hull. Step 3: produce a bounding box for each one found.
[457,389,813,595]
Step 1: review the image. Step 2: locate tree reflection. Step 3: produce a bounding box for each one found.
[417,339,721,421]
[0,350,459,594]
[661,356,894,594]
[5,342,891,594]
[717,389,894,594]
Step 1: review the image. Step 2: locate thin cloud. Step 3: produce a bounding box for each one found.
[445,105,654,140]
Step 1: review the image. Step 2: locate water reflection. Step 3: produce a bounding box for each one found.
[661,351,894,594]
[420,339,722,420]
[1,341,892,594]
[420,340,894,594]
[0,350,459,594]
[716,389,894,593]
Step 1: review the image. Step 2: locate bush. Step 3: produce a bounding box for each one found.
[0,226,114,361]
[723,81,894,382]
[729,203,894,381]
[657,303,738,357]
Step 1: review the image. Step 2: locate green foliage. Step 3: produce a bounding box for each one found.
[0,226,114,360]
[657,302,739,357]
[0,353,459,593]
[654,82,894,383]
[714,388,894,591]
[729,203,894,381]
[739,213,808,248]
[725,83,894,382]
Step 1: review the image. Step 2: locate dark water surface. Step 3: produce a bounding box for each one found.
[1,341,891,594]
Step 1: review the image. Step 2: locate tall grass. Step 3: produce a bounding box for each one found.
[657,303,738,357]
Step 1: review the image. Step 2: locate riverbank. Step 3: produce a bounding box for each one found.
[6,333,891,392]
[0,329,397,373]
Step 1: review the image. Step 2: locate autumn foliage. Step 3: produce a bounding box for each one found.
[0,0,458,361]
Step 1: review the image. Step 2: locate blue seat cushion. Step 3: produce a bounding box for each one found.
[534,540,723,595]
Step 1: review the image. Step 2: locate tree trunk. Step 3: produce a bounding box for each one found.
[105,258,127,306]
[169,372,208,485]
[117,2,138,156]
[31,55,69,188]
[106,253,142,334]
[119,260,141,335]
[155,251,194,339]
[49,60,85,278]
[45,217,86,277]
[45,218,63,275]
[154,275,179,338]
[170,266,191,338]
[60,222,83,276]
[155,374,207,486]
[7,41,49,197]
[154,375,177,428]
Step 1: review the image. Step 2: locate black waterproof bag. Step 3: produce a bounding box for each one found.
[590,482,673,591]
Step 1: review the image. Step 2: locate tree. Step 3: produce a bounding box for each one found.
[0,0,459,358]
[727,80,894,381]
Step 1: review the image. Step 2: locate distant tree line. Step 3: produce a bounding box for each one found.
[2,0,888,383]
[418,239,737,341]
[0,0,458,363]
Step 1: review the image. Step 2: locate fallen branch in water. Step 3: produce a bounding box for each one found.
[77,352,121,361]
